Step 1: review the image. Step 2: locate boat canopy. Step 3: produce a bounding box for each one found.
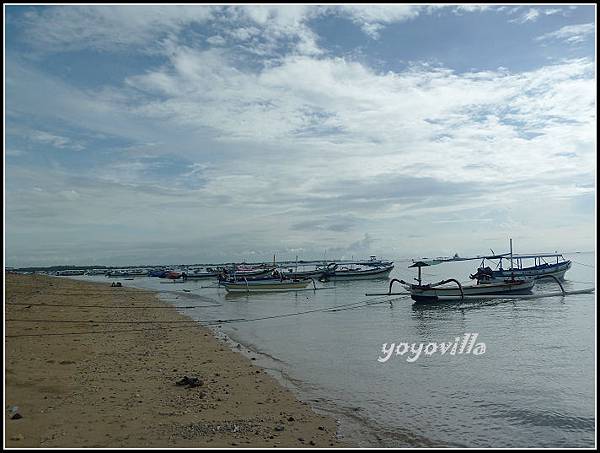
[408,261,433,268]
[489,253,565,259]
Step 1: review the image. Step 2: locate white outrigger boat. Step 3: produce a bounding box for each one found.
[462,239,571,282]
[365,260,535,303]
[221,278,313,293]
[471,252,571,282]
[365,252,593,303]
[403,261,535,303]
[320,263,394,281]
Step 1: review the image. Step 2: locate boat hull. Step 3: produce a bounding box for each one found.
[411,280,535,303]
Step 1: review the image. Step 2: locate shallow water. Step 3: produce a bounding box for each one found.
[73,252,596,447]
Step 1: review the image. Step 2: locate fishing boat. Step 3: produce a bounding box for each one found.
[471,254,572,282]
[384,261,534,303]
[358,255,394,267]
[85,268,109,275]
[282,268,326,279]
[366,255,593,303]
[106,268,148,277]
[412,258,443,266]
[55,269,86,276]
[470,240,571,283]
[231,265,275,277]
[148,269,168,278]
[321,263,394,281]
[408,278,535,303]
[280,262,328,279]
[182,267,222,280]
[221,278,312,293]
[164,271,183,280]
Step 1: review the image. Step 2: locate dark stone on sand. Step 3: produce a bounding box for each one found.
[8,406,22,420]
[175,376,203,388]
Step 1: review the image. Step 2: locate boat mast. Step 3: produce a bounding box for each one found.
[510,238,514,278]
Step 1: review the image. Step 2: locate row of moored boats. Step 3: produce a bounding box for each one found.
[51,243,590,302]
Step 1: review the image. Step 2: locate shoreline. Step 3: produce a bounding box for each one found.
[199,320,384,448]
[5,273,347,447]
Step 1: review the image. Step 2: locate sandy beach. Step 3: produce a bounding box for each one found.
[5,273,346,447]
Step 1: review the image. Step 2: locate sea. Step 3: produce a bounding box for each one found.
[72,252,596,448]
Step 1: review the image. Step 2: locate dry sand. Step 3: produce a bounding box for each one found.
[5,273,347,447]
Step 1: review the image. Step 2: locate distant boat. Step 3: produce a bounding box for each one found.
[55,269,86,276]
[281,267,326,279]
[182,268,222,280]
[222,279,312,293]
[231,266,275,278]
[106,269,148,277]
[85,269,108,275]
[165,271,183,280]
[413,258,443,266]
[148,269,168,278]
[321,263,394,281]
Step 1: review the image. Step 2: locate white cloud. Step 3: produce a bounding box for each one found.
[31,130,85,150]
[20,5,217,53]
[123,49,595,187]
[535,23,595,44]
[19,5,324,57]
[206,35,226,46]
[334,5,424,39]
[509,8,540,24]
[453,5,494,14]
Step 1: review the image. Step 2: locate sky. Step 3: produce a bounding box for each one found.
[4,4,597,267]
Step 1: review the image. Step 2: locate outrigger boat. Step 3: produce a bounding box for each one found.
[320,263,394,281]
[221,278,313,293]
[406,261,534,303]
[281,267,327,279]
[182,267,222,280]
[280,256,393,279]
[365,261,535,303]
[366,252,594,303]
[471,249,571,283]
[231,265,275,278]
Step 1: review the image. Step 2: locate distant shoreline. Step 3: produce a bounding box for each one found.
[5,273,346,447]
[7,250,595,273]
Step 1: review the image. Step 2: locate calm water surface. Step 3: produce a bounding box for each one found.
[74,252,596,447]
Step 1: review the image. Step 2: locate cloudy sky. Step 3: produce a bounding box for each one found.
[4,4,596,267]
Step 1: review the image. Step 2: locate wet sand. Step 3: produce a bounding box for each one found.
[5,273,346,447]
